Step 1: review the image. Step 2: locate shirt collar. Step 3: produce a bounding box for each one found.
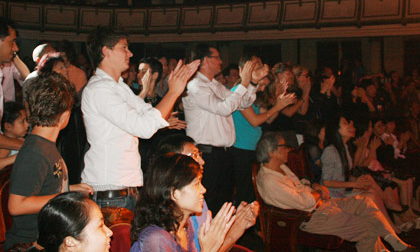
[95,68,124,84]
[196,71,219,85]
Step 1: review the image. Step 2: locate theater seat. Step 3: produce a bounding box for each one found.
[251,163,344,252]
[0,165,13,244]
[101,206,134,252]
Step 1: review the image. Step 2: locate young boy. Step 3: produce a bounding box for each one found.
[5,73,93,249]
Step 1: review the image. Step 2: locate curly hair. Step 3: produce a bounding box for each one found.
[86,26,128,69]
[25,72,75,127]
[131,153,202,242]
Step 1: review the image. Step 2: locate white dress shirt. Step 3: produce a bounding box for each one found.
[182,72,257,147]
[1,64,23,102]
[257,164,317,212]
[81,68,168,191]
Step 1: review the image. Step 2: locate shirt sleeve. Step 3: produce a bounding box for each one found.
[238,84,257,110]
[9,150,49,197]
[188,81,249,116]
[130,226,178,252]
[257,169,316,211]
[84,84,169,139]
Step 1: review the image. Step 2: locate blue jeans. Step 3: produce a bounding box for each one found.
[92,190,138,212]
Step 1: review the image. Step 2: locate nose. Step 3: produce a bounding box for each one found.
[13,42,19,52]
[198,155,205,166]
[127,49,133,58]
[200,183,206,194]
[105,224,113,237]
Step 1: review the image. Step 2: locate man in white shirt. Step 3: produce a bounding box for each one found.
[1,55,29,102]
[82,26,199,210]
[182,43,260,212]
[0,17,23,151]
[255,132,414,252]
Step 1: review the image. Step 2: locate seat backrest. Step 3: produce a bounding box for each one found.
[286,150,306,179]
[251,163,266,241]
[0,165,13,243]
[298,143,315,180]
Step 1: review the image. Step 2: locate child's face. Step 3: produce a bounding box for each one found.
[6,110,29,138]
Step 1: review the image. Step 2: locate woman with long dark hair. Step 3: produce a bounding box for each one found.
[130,153,235,251]
[322,115,400,232]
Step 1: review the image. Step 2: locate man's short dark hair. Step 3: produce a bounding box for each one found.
[238,53,260,68]
[156,134,195,156]
[223,64,238,77]
[0,17,16,40]
[86,26,128,69]
[256,132,284,163]
[26,72,75,127]
[192,43,213,62]
[139,57,163,83]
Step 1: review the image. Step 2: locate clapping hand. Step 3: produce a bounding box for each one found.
[239,61,256,88]
[167,59,200,96]
[199,202,236,252]
[167,111,187,130]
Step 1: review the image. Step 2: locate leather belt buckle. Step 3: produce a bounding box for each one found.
[96,189,128,199]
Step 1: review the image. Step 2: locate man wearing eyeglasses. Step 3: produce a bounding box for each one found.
[156,134,259,252]
[182,43,259,213]
[255,132,415,252]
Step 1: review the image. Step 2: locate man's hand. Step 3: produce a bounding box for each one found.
[239,61,255,88]
[167,59,200,96]
[312,183,330,200]
[167,111,187,130]
[69,183,94,195]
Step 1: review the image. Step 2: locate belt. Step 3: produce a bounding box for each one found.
[197,144,231,154]
[96,189,130,199]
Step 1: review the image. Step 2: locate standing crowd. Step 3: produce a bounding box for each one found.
[0,16,419,251]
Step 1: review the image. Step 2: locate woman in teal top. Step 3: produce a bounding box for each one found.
[231,62,295,205]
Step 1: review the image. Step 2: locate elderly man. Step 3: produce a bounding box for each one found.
[255,132,414,252]
[182,43,267,212]
[0,17,23,151]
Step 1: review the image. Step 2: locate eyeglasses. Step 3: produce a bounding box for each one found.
[277,144,289,148]
[186,150,203,160]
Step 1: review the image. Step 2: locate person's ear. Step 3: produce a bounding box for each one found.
[102,46,111,58]
[3,122,12,131]
[171,187,180,202]
[60,110,71,123]
[62,236,81,251]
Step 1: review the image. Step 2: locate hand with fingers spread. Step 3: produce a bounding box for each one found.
[274,91,296,110]
[219,201,259,250]
[278,77,289,94]
[199,202,236,252]
[168,59,200,96]
[139,69,152,99]
[369,136,382,151]
[239,61,255,88]
[167,111,187,130]
[252,64,269,84]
